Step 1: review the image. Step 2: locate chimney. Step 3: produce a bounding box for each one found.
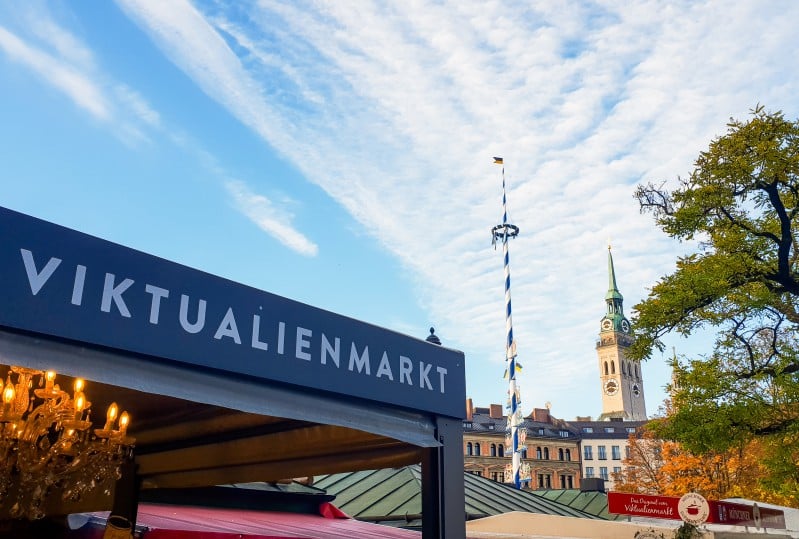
[532,408,550,423]
[465,398,474,421]
[489,403,503,419]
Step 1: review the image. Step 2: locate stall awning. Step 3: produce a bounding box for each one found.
[72,503,421,538]
[1,328,436,515]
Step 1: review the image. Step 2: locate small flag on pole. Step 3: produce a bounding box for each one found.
[493,157,504,164]
[503,363,523,378]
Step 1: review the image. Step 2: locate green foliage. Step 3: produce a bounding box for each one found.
[632,106,799,499]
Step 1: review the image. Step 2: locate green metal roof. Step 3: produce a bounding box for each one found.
[314,465,607,525]
[529,488,626,521]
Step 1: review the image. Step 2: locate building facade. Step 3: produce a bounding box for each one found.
[570,419,647,491]
[463,402,581,489]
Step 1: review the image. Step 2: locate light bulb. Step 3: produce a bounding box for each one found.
[45,370,56,390]
[3,385,14,405]
[104,402,118,431]
[118,411,130,435]
[74,392,86,412]
[73,378,84,394]
[106,402,118,422]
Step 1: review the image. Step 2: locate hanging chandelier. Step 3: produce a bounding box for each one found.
[0,365,135,520]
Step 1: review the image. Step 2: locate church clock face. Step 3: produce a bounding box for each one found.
[621,319,630,333]
[601,319,612,331]
[604,379,618,396]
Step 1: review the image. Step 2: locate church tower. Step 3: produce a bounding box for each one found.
[597,246,647,421]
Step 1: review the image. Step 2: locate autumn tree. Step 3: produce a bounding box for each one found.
[629,106,799,499]
[612,427,666,494]
[613,425,796,506]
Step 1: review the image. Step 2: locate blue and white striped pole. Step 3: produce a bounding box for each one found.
[491,157,523,489]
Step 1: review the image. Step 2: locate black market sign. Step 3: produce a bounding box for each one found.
[0,206,465,417]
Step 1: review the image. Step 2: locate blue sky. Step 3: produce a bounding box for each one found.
[1,1,798,421]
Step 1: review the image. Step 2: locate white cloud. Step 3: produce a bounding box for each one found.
[0,15,159,145]
[0,5,318,258]
[115,0,799,418]
[0,25,109,120]
[113,0,289,148]
[225,180,319,257]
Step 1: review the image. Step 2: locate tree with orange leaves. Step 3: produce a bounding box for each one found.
[613,422,797,507]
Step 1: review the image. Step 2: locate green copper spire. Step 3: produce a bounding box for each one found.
[600,245,630,333]
[606,245,623,302]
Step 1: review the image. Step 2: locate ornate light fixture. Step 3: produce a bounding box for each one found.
[0,365,135,520]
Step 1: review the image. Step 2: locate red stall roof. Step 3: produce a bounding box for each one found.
[73,503,421,539]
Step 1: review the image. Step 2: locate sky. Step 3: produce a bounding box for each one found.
[1,1,798,422]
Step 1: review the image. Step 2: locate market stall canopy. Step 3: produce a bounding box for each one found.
[70,502,421,538]
[0,206,466,522]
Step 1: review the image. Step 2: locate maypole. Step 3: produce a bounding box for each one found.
[491,157,526,488]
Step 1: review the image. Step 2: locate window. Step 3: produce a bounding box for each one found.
[559,430,569,438]
[611,361,615,374]
[585,467,594,478]
[598,446,607,460]
[612,445,621,460]
[538,428,545,435]
[490,444,497,457]
[545,475,551,489]
[583,445,593,460]
[604,361,609,375]
[473,470,482,477]
[463,421,473,429]
[536,446,542,459]
[474,443,481,456]
[604,427,615,433]
[492,471,503,482]
[560,474,566,488]
[625,446,631,459]
[498,445,505,457]
[466,442,472,456]
[544,447,550,460]
[599,467,609,480]
[567,476,574,489]
[558,448,564,461]
[626,427,636,433]
[521,447,528,458]
[582,427,594,433]
[613,466,622,475]
[565,449,571,461]
[488,423,495,430]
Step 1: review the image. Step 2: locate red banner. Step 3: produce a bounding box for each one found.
[608,492,679,520]
[608,492,786,529]
[710,499,786,529]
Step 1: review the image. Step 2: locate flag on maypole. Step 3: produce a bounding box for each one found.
[490,157,526,489]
